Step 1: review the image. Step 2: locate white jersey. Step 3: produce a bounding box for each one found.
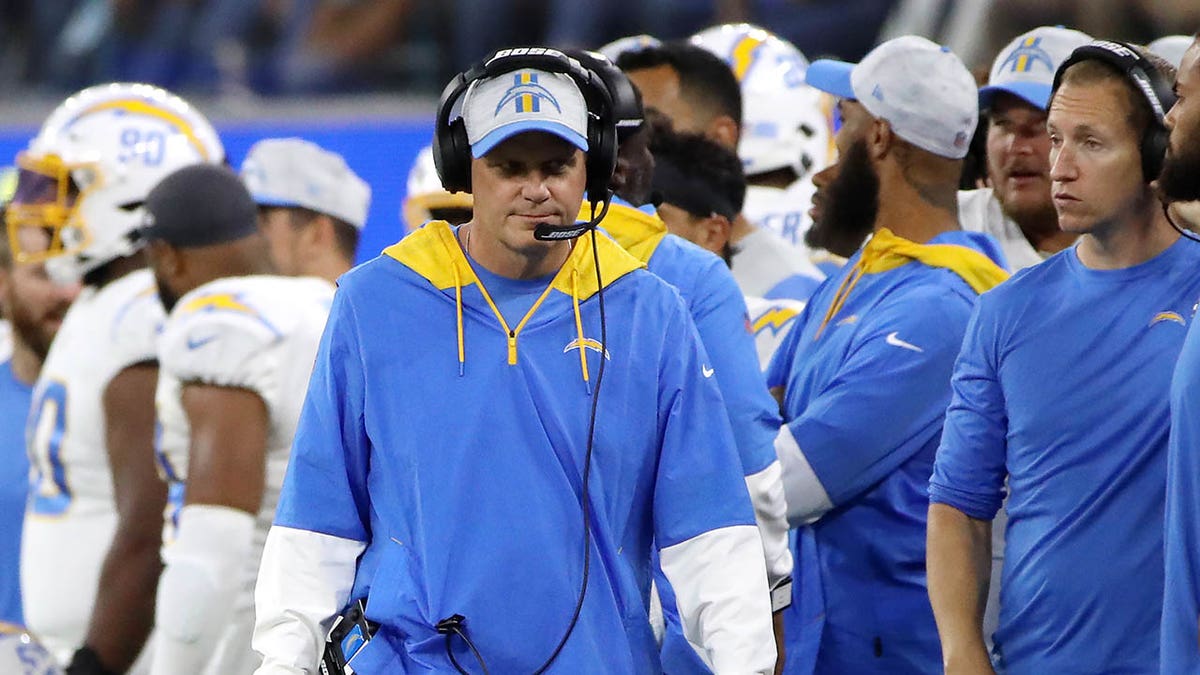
[155,275,333,675]
[730,226,825,301]
[22,269,163,664]
[743,180,817,252]
[744,296,807,372]
[957,188,1046,271]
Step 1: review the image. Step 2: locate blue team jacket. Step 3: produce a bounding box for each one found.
[272,221,758,673]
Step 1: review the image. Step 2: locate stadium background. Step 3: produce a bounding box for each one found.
[0,0,1195,265]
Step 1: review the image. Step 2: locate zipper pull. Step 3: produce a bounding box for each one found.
[507,330,517,365]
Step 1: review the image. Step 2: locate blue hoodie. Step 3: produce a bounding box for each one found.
[259,221,775,673]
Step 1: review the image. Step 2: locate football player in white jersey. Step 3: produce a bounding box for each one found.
[615,39,825,301]
[138,164,333,675]
[9,83,224,672]
[690,24,834,257]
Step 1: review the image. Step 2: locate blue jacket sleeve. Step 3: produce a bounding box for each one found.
[690,257,781,476]
[653,294,757,547]
[929,296,1009,520]
[272,288,373,543]
[786,286,973,507]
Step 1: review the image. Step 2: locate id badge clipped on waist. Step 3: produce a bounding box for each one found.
[320,598,379,675]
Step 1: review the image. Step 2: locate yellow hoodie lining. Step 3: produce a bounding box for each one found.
[815,227,1011,338]
[580,201,669,265]
[384,221,644,383]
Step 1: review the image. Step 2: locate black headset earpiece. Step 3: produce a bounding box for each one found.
[432,47,618,217]
[1051,40,1177,182]
[567,49,645,141]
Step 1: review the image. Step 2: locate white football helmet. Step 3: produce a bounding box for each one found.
[596,34,663,63]
[7,82,224,284]
[691,24,832,180]
[402,145,473,233]
[0,624,62,675]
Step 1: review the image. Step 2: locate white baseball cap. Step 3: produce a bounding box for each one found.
[806,35,978,159]
[241,138,372,230]
[1148,35,1195,69]
[980,26,1093,111]
[462,69,589,158]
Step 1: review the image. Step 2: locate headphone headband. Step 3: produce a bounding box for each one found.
[1052,40,1175,123]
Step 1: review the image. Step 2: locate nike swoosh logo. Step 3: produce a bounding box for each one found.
[702,365,715,378]
[885,331,924,353]
[186,334,219,350]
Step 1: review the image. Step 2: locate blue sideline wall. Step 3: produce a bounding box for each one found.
[0,118,436,267]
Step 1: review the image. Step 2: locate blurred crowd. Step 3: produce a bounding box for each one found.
[1,0,1198,97]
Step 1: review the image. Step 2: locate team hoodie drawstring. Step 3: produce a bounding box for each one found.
[449,237,593,391]
[570,267,592,395]
[453,263,465,377]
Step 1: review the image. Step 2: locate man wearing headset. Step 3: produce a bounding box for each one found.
[566,49,792,675]
[1158,33,1200,675]
[928,42,1200,674]
[251,48,775,674]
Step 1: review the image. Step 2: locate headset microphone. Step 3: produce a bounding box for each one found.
[534,196,612,241]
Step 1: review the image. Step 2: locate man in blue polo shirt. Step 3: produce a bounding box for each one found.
[1158,34,1200,675]
[767,36,1008,673]
[928,41,1196,674]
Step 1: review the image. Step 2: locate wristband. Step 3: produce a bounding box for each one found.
[770,577,793,612]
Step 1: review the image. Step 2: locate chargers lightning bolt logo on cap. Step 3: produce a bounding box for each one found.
[999,36,1054,74]
[495,72,562,116]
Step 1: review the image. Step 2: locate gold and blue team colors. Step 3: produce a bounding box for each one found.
[769,229,1008,673]
[154,275,334,674]
[255,221,775,673]
[934,238,1200,673]
[594,198,790,674]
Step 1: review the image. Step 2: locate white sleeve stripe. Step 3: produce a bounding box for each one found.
[659,525,776,674]
[252,526,366,674]
[775,424,835,527]
[744,460,795,587]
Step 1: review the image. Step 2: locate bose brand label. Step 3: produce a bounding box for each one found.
[536,227,587,240]
[491,47,567,62]
[1091,40,1138,60]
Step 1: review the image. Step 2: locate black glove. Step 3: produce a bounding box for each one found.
[65,645,119,675]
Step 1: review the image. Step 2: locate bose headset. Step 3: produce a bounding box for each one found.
[428,48,621,675]
[432,47,618,240]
